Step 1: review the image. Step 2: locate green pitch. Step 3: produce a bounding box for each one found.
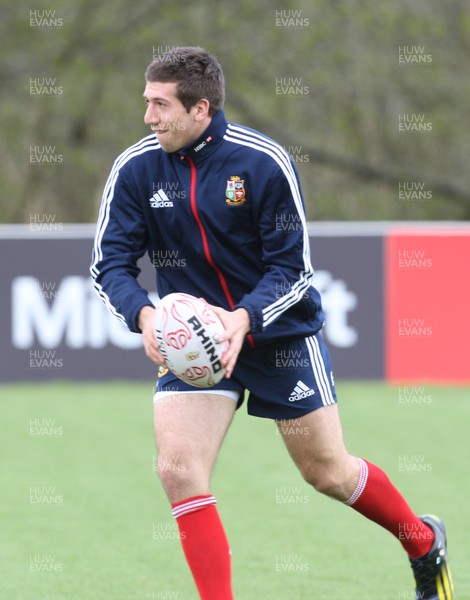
[1,381,469,599]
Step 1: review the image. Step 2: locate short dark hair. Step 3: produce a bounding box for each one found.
[145,47,225,117]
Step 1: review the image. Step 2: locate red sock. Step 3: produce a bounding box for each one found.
[172,495,233,600]
[345,459,434,558]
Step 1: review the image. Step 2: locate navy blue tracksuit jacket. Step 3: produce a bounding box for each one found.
[90,110,325,347]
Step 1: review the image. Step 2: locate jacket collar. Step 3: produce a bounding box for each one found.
[176,110,227,164]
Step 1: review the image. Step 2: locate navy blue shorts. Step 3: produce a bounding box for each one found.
[155,332,337,420]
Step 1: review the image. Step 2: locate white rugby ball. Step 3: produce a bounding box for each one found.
[153,293,228,388]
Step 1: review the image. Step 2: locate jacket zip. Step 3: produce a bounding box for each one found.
[187,156,254,348]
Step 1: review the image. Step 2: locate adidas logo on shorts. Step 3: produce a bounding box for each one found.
[289,380,315,402]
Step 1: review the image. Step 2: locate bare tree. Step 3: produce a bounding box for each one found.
[2,0,468,223]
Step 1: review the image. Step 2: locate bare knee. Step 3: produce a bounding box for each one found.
[299,456,358,501]
[155,452,209,501]
[155,453,190,489]
[301,465,345,497]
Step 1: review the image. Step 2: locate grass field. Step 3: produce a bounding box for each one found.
[1,381,469,600]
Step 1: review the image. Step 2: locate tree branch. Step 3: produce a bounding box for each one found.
[228,90,469,206]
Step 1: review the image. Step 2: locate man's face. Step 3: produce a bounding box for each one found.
[143,81,206,153]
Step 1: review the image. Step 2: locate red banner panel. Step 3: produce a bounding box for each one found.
[386,231,470,383]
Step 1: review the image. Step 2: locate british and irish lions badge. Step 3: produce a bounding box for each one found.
[225,176,246,206]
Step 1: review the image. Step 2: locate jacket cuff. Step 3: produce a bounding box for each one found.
[234,302,261,334]
[129,298,155,333]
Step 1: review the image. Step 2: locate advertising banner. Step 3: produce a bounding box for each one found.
[0,226,383,382]
[386,229,470,383]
